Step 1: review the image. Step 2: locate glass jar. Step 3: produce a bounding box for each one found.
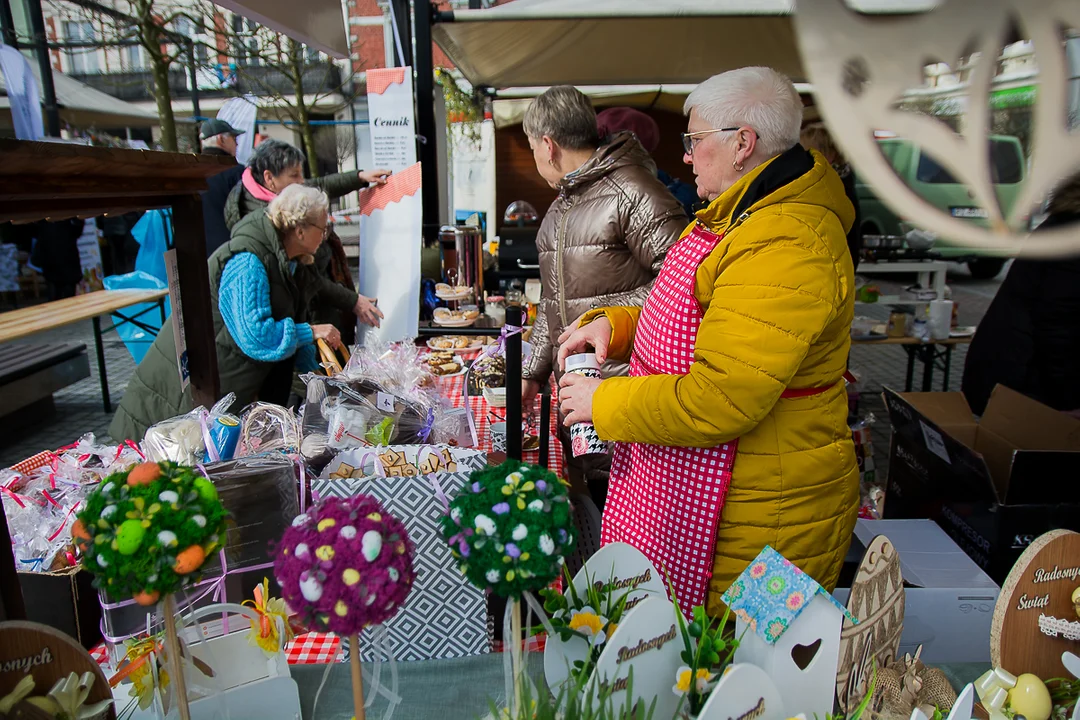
[485,295,506,325]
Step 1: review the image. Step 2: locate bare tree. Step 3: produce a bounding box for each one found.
[48,0,209,151]
[314,124,357,169]
[214,17,360,177]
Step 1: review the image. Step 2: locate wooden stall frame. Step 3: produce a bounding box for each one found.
[0,139,233,622]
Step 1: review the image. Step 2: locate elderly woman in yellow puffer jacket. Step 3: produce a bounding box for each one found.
[557,66,859,616]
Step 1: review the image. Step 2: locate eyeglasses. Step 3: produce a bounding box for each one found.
[309,222,333,239]
[681,127,742,155]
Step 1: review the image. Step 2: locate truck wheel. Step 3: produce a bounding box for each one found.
[967,258,1006,280]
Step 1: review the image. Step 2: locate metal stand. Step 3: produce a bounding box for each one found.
[902,342,957,392]
[505,304,522,460]
[91,297,168,413]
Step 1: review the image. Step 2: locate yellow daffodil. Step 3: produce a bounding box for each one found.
[673,666,715,696]
[568,609,609,647]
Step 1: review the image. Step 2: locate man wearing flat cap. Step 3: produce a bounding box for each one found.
[200,118,246,255]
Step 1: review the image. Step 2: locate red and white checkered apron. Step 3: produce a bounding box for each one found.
[600,222,735,612]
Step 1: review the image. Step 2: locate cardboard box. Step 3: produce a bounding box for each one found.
[833,519,998,664]
[882,385,1080,583]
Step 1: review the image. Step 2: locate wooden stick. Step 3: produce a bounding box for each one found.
[510,598,523,717]
[350,633,366,720]
[162,594,191,720]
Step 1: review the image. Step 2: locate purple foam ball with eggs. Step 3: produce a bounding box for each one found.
[274,495,415,635]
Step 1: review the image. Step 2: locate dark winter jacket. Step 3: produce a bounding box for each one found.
[109,211,319,442]
[962,182,1080,415]
[201,147,245,257]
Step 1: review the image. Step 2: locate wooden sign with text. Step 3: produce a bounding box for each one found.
[586,596,682,720]
[696,663,786,720]
[991,530,1080,680]
[544,543,665,691]
[0,621,115,719]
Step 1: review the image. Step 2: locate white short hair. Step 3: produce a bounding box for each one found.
[684,67,803,159]
[267,184,328,231]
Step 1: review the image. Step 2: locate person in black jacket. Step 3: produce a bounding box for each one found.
[199,118,246,257]
[962,171,1080,416]
[801,122,863,271]
[30,218,85,300]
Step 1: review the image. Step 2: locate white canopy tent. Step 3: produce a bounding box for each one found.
[214,0,349,58]
[433,0,936,89]
[0,62,160,129]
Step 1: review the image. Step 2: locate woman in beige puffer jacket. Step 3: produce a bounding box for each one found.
[519,86,686,507]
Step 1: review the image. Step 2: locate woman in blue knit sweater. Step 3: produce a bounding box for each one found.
[109,185,342,441]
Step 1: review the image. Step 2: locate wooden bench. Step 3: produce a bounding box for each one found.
[0,342,90,416]
[0,289,168,413]
[851,334,974,392]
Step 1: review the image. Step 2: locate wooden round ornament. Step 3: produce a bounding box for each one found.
[836,534,905,712]
[990,529,1080,680]
[0,621,115,720]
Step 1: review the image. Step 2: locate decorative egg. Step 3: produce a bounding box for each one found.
[100,504,117,519]
[315,545,335,562]
[317,518,336,532]
[342,569,361,586]
[190,515,207,528]
[1009,674,1052,720]
[340,525,357,540]
[292,514,310,528]
[299,573,323,603]
[388,568,399,583]
[294,543,310,560]
[193,476,218,502]
[133,590,160,606]
[157,530,178,548]
[127,462,161,486]
[71,519,91,547]
[115,519,146,555]
[158,490,180,505]
[334,600,348,617]
[173,545,207,575]
[361,531,383,562]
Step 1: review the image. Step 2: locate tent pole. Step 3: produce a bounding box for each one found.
[25,0,60,137]
[415,0,439,237]
[188,41,201,121]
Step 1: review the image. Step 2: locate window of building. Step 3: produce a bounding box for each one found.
[62,20,99,74]
[122,43,143,71]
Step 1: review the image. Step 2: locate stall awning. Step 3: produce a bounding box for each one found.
[0,63,161,129]
[433,0,936,89]
[214,0,349,58]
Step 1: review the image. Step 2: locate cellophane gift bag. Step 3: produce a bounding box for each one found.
[313,444,490,661]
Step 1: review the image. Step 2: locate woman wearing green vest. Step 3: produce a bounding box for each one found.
[109,185,342,442]
[225,139,388,343]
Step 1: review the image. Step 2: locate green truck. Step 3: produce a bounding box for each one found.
[855,134,1026,279]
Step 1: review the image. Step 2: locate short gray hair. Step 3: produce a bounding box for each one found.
[248,139,305,186]
[267,184,328,231]
[684,67,803,159]
[522,86,599,150]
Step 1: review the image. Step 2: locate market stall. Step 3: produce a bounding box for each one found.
[0,139,233,622]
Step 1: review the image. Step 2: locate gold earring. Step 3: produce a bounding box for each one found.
[733,160,744,172]
[549,159,556,168]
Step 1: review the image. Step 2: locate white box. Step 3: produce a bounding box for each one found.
[832,519,999,664]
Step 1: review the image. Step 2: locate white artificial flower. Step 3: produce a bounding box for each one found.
[486,570,500,583]
[474,515,496,535]
[672,666,715,696]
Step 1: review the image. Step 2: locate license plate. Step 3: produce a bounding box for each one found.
[950,206,989,219]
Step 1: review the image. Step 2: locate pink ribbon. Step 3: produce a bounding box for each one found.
[47,502,80,542]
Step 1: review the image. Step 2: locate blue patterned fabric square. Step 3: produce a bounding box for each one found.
[721,545,856,645]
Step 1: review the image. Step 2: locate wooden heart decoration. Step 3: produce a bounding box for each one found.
[836,534,905,712]
[991,529,1080,680]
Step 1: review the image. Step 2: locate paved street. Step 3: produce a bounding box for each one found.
[0,262,1007,479]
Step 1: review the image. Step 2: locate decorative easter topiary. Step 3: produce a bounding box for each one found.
[274,495,415,720]
[75,461,227,603]
[274,494,416,635]
[441,460,575,598]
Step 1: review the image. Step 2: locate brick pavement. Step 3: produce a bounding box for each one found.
[0,262,1007,481]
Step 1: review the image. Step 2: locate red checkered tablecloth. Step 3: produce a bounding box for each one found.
[434,374,565,479]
